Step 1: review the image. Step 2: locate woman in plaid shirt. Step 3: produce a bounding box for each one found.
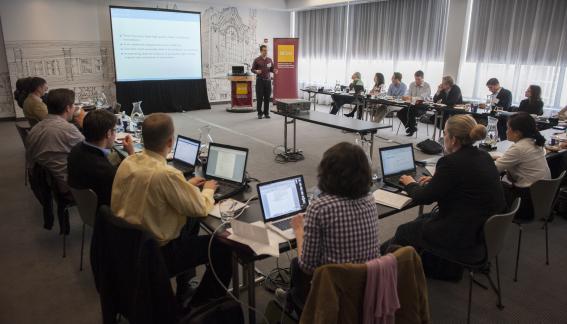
[282,142,381,315]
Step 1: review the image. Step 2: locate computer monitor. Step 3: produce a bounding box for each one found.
[173,135,200,166]
[257,175,309,223]
[379,144,416,177]
[205,143,248,183]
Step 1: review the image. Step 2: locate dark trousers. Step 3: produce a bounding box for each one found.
[161,221,233,305]
[398,104,428,131]
[502,182,534,221]
[256,79,272,116]
[288,258,312,317]
[329,95,355,115]
[380,213,429,255]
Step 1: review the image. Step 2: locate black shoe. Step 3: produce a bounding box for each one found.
[258,115,263,119]
[406,129,416,137]
[344,113,354,118]
[264,114,271,119]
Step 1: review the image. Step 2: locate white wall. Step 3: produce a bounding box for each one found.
[0,0,291,117]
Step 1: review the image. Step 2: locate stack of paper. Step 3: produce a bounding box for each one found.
[373,189,412,209]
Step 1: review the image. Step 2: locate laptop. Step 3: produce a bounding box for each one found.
[169,135,200,175]
[257,175,309,240]
[379,144,420,189]
[205,142,249,200]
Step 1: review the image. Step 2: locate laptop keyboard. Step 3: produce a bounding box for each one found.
[273,218,292,231]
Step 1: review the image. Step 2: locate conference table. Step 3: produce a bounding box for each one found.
[272,110,392,162]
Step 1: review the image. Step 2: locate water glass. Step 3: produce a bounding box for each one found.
[219,200,236,224]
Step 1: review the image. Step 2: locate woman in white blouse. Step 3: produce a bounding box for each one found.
[495,112,550,220]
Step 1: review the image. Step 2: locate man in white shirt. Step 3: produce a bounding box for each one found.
[398,70,432,136]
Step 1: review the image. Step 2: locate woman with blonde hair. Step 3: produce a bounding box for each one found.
[382,114,506,266]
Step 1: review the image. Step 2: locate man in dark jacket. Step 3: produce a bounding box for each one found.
[68,109,134,206]
[486,78,512,111]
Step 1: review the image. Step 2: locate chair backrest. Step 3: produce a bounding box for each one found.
[530,171,566,220]
[484,198,521,260]
[91,206,178,324]
[15,122,31,148]
[70,188,98,227]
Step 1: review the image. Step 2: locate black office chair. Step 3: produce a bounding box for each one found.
[15,122,31,186]
[513,171,566,282]
[69,188,98,271]
[28,163,73,257]
[426,198,521,324]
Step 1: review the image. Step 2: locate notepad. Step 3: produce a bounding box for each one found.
[373,189,412,209]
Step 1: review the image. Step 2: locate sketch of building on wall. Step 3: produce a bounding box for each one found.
[4,40,115,117]
[202,7,258,102]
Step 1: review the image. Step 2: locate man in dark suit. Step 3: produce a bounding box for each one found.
[67,109,134,206]
[486,78,512,111]
[434,75,464,129]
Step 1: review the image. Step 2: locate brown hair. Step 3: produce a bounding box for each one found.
[46,89,75,115]
[317,142,372,199]
[393,72,402,81]
[141,113,174,152]
[445,115,486,146]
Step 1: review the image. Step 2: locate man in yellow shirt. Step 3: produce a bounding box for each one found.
[111,113,232,305]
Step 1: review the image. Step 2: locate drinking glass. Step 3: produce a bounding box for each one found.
[219,200,236,224]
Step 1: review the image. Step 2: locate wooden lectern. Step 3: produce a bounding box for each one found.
[227,74,255,112]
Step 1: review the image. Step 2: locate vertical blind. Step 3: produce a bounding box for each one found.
[347,0,448,61]
[467,0,567,66]
[295,6,348,59]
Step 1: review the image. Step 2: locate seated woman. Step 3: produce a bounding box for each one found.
[23,77,48,127]
[284,142,380,314]
[330,72,364,115]
[383,115,506,264]
[497,85,544,140]
[495,113,551,220]
[361,72,389,122]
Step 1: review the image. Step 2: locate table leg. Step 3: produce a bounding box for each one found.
[432,110,438,140]
[231,253,240,299]
[419,205,424,217]
[246,261,257,324]
[283,115,288,153]
[293,118,297,153]
[369,132,375,162]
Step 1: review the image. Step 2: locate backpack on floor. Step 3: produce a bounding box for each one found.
[417,139,443,155]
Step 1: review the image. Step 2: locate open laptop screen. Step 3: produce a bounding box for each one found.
[380,144,416,176]
[206,144,247,183]
[173,136,199,166]
[258,175,308,222]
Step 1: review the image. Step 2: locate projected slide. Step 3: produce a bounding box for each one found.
[110,7,202,81]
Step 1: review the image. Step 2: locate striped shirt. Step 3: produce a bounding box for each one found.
[299,193,380,273]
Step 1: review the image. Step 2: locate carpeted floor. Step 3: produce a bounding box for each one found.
[0,103,566,323]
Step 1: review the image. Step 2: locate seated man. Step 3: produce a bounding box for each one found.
[387,72,407,97]
[67,109,135,206]
[486,78,512,111]
[280,142,380,315]
[330,72,364,115]
[398,70,432,136]
[27,88,84,194]
[111,113,232,305]
[433,75,463,129]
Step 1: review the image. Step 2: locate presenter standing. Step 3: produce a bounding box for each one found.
[252,45,277,119]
